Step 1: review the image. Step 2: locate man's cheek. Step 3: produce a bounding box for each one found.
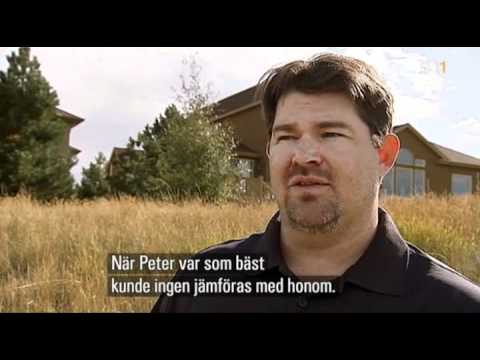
[274,162,291,187]
[335,170,357,194]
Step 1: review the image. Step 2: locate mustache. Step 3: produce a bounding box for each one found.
[287,164,333,182]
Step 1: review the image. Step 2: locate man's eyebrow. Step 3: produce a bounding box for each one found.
[272,121,353,134]
[314,121,353,132]
[272,123,297,134]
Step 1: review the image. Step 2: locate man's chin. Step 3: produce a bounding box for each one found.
[284,198,341,234]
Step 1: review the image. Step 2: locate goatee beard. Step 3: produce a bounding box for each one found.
[285,197,341,234]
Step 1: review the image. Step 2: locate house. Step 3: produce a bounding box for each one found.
[55,108,84,156]
[384,123,480,196]
[106,147,144,177]
[106,86,480,197]
[213,86,480,197]
[213,86,268,196]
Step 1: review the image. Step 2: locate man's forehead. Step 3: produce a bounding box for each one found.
[273,92,361,131]
[276,91,354,109]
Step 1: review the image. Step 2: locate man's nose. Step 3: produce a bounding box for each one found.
[291,138,325,167]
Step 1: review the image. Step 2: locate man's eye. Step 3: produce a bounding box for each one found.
[322,132,343,138]
[277,135,295,142]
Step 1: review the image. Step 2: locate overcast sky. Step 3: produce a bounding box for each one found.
[1,47,479,183]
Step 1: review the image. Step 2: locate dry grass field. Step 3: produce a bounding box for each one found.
[1,194,479,312]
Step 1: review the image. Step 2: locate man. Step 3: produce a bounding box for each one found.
[152,53,480,312]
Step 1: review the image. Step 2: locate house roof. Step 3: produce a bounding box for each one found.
[213,85,480,169]
[56,108,84,126]
[214,86,258,119]
[70,146,81,155]
[235,143,261,158]
[393,123,448,160]
[109,147,143,160]
[430,142,480,167]
[106,147,145,175]
[394,123,480,168]
[392,124,409,133]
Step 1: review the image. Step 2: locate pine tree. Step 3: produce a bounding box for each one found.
[0,47,75,200]
[77,152,111,199]
[108,105,182,197]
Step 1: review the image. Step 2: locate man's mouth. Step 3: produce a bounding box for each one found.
[288,175,330,188]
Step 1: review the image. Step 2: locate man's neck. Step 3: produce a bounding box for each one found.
[280,206,379,277]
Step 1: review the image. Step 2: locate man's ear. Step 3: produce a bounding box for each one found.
[377,134,400,175]
[266,140,271,159]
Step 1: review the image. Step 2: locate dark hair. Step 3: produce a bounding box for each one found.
[255,53,394,148]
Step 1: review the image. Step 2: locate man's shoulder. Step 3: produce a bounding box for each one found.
[406,242,480,311]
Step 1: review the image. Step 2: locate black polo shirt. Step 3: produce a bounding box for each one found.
[151,208,480,312]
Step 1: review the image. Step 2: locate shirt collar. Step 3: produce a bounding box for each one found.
[253,207,409,296]
[343,208,409,296]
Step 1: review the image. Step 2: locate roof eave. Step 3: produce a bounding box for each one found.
[394,123,448,161]
[214,101,261,122]
[437,159,480,170]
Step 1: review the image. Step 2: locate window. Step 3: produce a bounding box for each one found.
[396,167,413,196]
[414,169,425,195]
[452,174,472,195]
[415,159,426,167]
[397,149,414,166]
[382,147,426,197]
[239,178,247,194]
[234,158,255,178]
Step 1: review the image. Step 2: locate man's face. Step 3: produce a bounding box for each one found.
[268,91,383,233]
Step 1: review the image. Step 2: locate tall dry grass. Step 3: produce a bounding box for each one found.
[0,193,479,312]
[0,196,277,312]
[380,193,480,282]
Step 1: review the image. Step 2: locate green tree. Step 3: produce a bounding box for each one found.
[153,106,238,200]
[165,57,239,200]
[109,105,196,198]
[0,47,75,200]
[107,141,149,197]
[77,152,111,199]
[109,57,239,201]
